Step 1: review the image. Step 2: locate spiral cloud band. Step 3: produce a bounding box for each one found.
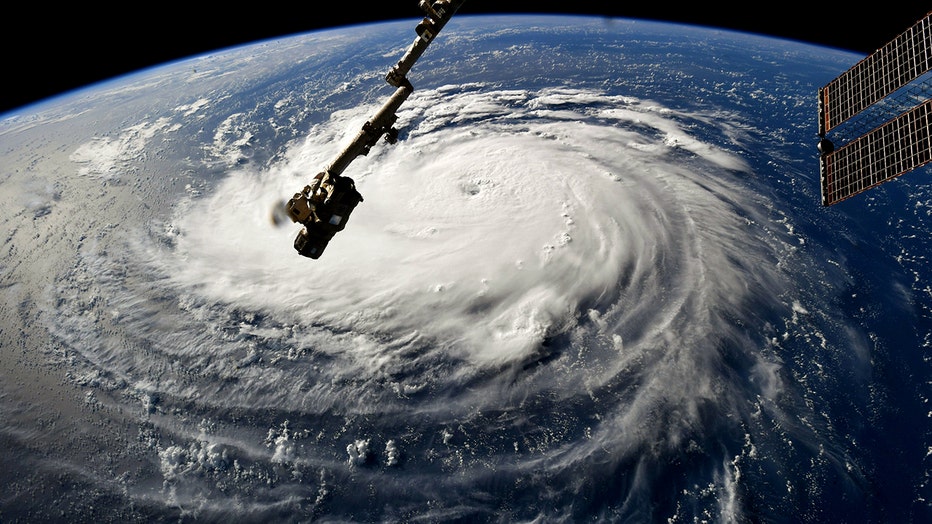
[160,83,768,372]
[49,83,823,520]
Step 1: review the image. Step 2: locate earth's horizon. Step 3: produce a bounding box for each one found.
[1,14,929,523]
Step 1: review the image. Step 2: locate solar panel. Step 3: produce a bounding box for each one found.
[818,11,932,205]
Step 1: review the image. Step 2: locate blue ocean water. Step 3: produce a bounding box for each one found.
[0,15,929,523]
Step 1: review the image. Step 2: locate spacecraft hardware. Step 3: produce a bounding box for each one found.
[281,0,467,258]
[818,11,932,205]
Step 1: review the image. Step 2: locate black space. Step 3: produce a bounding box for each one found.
[4,3,929,115]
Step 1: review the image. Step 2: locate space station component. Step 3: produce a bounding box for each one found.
[287,172,365,258]
[283,0,467,258]
[817,11,932,205]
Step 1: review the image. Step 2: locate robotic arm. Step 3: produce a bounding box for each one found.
[281,0,467,259]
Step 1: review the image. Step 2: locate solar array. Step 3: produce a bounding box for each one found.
[818,11,932,205]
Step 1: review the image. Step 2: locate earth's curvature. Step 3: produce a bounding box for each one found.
[1,14,930,523]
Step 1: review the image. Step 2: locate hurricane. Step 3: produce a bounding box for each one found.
[37,80,870,522]
[6,14,931,523]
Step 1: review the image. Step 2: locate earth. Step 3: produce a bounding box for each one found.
[1,14,930,524]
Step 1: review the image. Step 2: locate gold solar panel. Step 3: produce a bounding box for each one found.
[818,11,932,205]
